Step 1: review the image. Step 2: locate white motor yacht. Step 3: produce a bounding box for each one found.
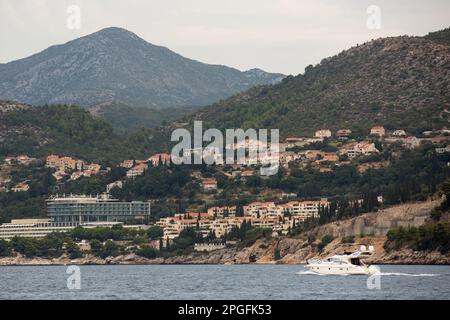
[305,245,378,275]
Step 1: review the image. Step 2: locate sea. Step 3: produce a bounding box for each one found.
[0,264,449,300]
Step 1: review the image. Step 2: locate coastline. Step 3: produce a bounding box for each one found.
[1,244,449,266]
[2,198,448,267]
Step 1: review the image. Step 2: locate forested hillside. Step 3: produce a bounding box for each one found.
[185,29,450,137]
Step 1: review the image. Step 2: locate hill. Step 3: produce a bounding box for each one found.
[0,101,169,164]
[0,27,284,110]
[185,29,450,137]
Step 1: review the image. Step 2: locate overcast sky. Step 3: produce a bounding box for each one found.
[1,0,449,75]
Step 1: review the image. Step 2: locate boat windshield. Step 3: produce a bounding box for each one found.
[327,258,347,264]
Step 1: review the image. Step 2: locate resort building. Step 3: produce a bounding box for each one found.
[207,206,237,218]
[279,200,329,221]
[46,194,151,224]
[0,219,125,240]
[0,219,77,240]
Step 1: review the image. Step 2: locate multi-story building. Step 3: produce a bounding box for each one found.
[244,202,282,218]
[46,194,151,224]
[279,200,328,221]
[0,219,77,240]
[46,155,84,171]
[207,206,237,217]
[0,219,125,240]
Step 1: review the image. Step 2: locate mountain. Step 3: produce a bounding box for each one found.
[185,28,450,136]
[0,27,284,109]
[0,101,168,163]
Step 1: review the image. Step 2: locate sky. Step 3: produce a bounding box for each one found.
[0,0,449,75]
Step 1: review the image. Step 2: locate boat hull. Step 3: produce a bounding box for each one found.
[305,263,373,275]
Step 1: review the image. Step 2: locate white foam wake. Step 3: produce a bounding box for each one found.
[296,270,324,276]
[375,272,439,277]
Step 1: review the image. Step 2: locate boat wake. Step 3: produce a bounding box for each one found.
[374,272,439,277]
[296,270,440,277]
[296,270,324,276]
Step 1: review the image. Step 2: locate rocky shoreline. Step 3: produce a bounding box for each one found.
[1,237,449,266]
[2,198,449,267]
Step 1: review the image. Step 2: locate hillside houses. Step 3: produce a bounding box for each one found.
[370,125,386,137]
[46,155,102,181]
[148,153,171,166]
[404,136,421,149]
[202,178,218,191]
[336,129,352,140]
[120,160,134,169]
[314,129,332,139]
[392,129,406,137]
[46,155,84,171]
[11,181,30,192]
[127,163,148,178]
[339,141,379,158]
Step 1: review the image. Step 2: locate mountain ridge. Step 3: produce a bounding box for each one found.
[0,27,284,109]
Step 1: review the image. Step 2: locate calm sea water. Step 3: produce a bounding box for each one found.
[0,264,449,300]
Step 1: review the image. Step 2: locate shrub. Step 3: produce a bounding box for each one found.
[318,234,334,251]
[136,246,158,259]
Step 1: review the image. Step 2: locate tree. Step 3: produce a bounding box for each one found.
[65,240,82,259]
[100,240,119,259]
[0,240,11,257]
[136,246,158,259]
[90,239,103,256]
[147,226,164,240]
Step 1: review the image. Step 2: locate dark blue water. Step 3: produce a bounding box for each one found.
[0,264,449,299]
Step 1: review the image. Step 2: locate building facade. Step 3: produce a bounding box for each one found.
[47,194,151,224]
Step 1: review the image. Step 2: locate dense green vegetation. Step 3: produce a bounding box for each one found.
[110,165,195,201]
[0,105,170,164]
[383,179,450,254]
[183,32,449,137]
[95,103,200,131]
[384,223,450,254]
[425,27,450,46]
